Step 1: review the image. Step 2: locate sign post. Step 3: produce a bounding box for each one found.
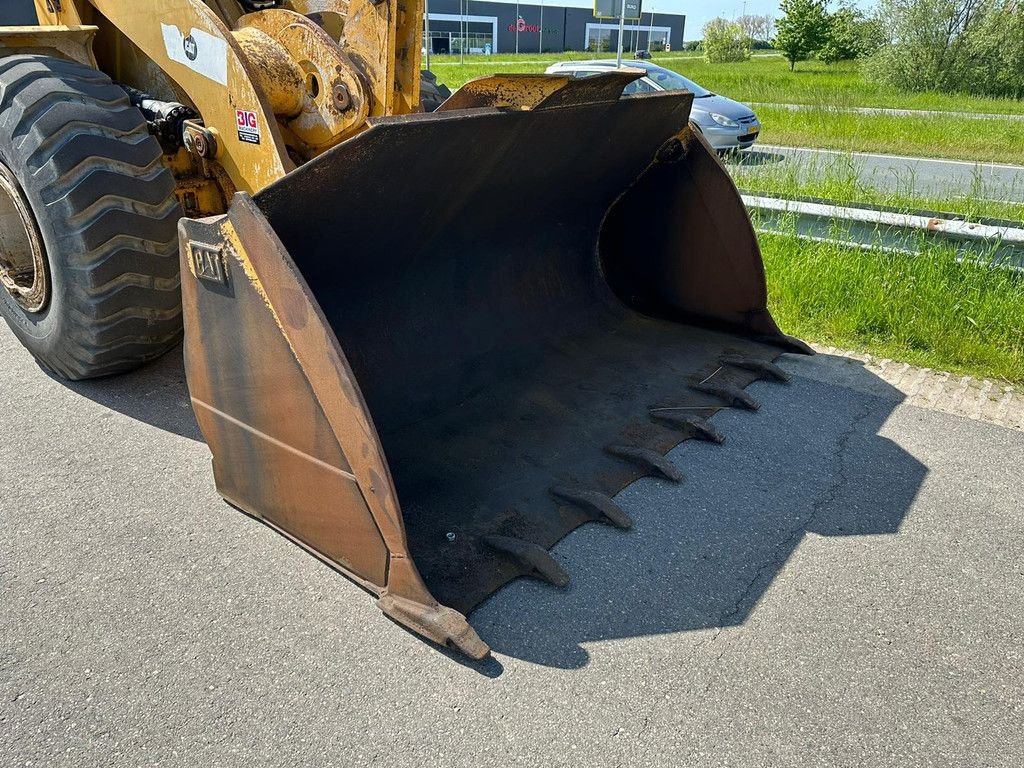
[594,0,642,64]
[539,0,545,53]
[616,0,625,66]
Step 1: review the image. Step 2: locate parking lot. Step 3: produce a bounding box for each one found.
[3,323,1022,766]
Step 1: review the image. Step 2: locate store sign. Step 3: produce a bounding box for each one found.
[594,0,642,20]
[508,16,541,33]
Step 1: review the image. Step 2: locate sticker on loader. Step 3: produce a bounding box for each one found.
[160,24,228,86]
[236,110,261,145]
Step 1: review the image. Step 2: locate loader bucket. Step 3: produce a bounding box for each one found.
[178,73,809,658]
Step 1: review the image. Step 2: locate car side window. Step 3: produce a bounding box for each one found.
[573,70,602,78]
[623,78,657,95]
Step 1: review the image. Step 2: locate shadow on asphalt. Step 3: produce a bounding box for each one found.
[51,348,924,673]
[51,344,204,442]
[469,356,925,669]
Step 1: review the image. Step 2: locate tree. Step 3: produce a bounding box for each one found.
[702,18,752,63]
[818,3,885,64]
[774,0,829,70]
[737,14,777,44]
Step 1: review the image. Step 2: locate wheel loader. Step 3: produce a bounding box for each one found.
[0,0,810,658]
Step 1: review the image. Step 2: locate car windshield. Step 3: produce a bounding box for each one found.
[644,67,713,97]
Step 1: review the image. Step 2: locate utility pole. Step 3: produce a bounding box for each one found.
[615,0,626,67]
[648,5,654,50]
[459,0,465,64]
[539,0,545,54]
[516,1,520,54]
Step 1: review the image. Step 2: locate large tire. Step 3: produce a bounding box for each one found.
[420,70,451,113]
[0,54,183,380]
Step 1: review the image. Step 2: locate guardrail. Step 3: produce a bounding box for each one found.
[741,194,1024,269]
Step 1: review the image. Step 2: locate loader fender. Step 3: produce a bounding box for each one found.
[0,25,98,68]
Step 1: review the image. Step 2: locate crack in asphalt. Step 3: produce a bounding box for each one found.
[629,393,879,736]
[716,395,876,630]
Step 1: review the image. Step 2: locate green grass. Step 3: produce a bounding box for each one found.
[734,150,1024,381]
[761,232,1024,383]
[428,61,552,86]
[426,55,1024,162]
[429,55,1024,114]
[420,55,1024,380]
[751,106,1024,165]
[661,58,1024,115]
[727,150,1024,223]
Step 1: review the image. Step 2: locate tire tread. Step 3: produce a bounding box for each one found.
[0,54,182,379]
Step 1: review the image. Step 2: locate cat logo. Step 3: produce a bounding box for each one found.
[189,241,228,285]
[183,34,198,61]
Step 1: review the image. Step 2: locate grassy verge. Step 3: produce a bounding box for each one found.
[419,56,1024,380]
[750,106,1024,165]
[761,232,1024,383]
[427,61,551,87]
[427,55,1024,115]
[658,58,1024,115]
[737,149,1024,381]
[426,56,1024,161]
[726,150,1024,223]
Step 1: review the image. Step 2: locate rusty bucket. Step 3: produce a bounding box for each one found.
[178,73,808,658]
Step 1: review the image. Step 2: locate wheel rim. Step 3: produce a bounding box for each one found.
[0,162,48,313]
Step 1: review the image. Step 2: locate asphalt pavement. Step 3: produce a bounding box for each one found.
[2,323,1022,766]
[730,144,1024,204]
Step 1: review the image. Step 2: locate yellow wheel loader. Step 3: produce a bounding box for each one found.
[0,0,810,658]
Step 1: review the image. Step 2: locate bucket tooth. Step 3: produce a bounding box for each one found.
[689,381,760,411]
[483,534,570,587]
[605,444,682,482]
[720,355,792,383]
[377,595,490,659]
[550,485,633,530]
[649,411,727,444]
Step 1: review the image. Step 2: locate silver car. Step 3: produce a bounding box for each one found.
[545,60,761,151]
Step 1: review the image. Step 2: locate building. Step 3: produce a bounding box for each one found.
[424,1,686,55]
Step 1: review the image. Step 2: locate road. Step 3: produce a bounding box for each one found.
[729,145,1024,204]
[2,324,1022,766]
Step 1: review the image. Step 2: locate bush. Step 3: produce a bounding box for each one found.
[961,1,1024,99]
[701,18,751,63]
[817,3,884,64]
[865,0,1024,99]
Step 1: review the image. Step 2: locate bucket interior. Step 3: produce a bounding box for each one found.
[254,95,777,612]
